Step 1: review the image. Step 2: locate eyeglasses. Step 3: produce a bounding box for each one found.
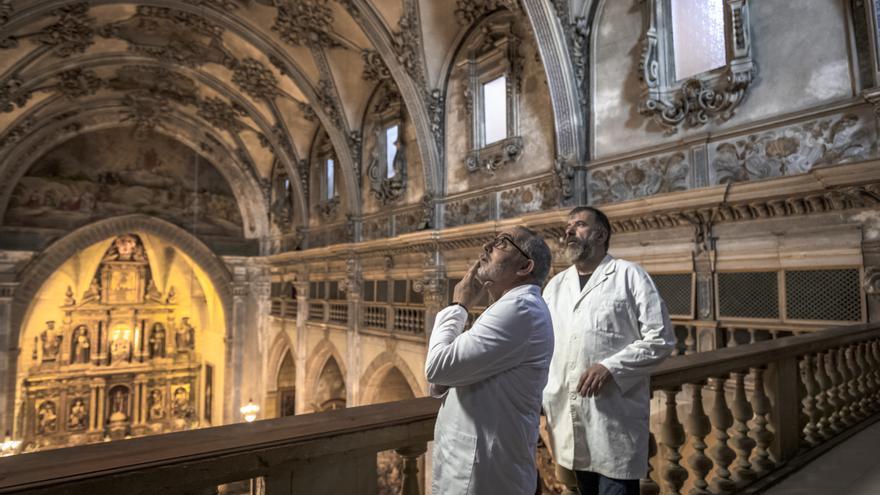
[488,234,532,260]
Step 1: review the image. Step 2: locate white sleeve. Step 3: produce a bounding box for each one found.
[425,296,532,387]
[599,269,676,393]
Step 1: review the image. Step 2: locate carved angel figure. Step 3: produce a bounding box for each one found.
[39,321,62,362]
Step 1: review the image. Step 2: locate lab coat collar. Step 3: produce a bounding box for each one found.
[565,254,616,308]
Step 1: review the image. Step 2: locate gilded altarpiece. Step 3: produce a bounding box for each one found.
[20,234,202,451]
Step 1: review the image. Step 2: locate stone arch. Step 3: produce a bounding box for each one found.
[359,351,422,405]
[303,338,348,413]
[10,214,234,356]
[264,329,296,418]
[0,102,274,239]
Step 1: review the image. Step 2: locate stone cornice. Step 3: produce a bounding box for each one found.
[264,159,880,265]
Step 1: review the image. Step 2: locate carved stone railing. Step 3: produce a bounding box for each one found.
[328,303,348,324]
[361,303,425,338]
[269,297,297,320]
[640,321,880,495]
[307,301,325,323]
[2,324,878,495]
[669,318,845,356]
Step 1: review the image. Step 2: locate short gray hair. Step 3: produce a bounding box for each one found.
[517,227,552,285]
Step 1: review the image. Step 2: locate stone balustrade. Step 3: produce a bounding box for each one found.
[3,322,877,495]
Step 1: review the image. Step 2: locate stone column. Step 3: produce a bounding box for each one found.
[93,378,107,433]
[251,263,272,414]
[292,279,310,414]
[690,210,722,352]
[0,283,16,435]
[134,374,148,426]
[88,380,100,432]
[415,249,448,346]
[343,257,362,406]
[224,265,249,424]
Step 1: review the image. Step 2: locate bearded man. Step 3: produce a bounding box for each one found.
[542,206,675,495]
[426,226,554,494]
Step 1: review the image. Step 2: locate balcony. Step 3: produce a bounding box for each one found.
[2,322,879,494]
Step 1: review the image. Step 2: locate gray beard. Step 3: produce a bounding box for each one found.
[564,241,595,265]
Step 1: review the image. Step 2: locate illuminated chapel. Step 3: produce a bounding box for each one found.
[1,0,880,494]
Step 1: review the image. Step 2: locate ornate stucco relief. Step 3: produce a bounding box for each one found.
[588,152,690,204]
[710,112,876,184]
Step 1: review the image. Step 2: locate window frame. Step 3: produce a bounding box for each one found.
[639,0,754,132]
[366,86,408,205]
[457,14,524,174]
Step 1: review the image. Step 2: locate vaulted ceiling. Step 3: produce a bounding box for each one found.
[0,0,588,240]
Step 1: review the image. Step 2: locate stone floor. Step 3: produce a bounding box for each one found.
[764,420,880,495]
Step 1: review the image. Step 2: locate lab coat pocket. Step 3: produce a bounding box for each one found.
[591,299,629,352]
[432,428,477,494]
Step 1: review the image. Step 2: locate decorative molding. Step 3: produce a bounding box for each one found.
[197,97,247,133]
[273,0,340,49]
[0,1,12,26]
[0,116,36,152]
[296,99,319,122]
[231,58,279,101]
[589,151,690,204]
[711,113,874,184]
[315,78,343,129]
[121,93,171,139]
[0,76,27,112]
[362,50,391,82]
[454,0,516,26]
[56,69,103,99]
[316,197,341,220]
[639,0,755,132]
[426,89,445,157]
[36,3,95,57]
[466,136,524,174]
[553,155,576,202]
[99,6,233,68]
[499,180,559,218]
[444,195,492,228]
[391,1,427,88]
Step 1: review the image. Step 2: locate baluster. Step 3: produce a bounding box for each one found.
[730,372,756,486]
[685,383,712,494]
[823,351,845,433]
[865,340,880,406]
[799,356,821,447]
[659,387,687,494]
[853,344,870,416]
[749,367,774,474]
[770,330,779,340]
[684,325,696,355]
[727,328,738,347]
[395,444,427,495]
[748,328,757,344]
[813,351,833,440]
[845,346,865,420]
[641,432,660,495]
[707,377,736,494]
[837,348,857,425]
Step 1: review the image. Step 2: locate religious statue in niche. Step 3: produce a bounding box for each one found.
[81,278,100,303]
[109,327,132,364]
[171,386,193,420]
[149,323,166,358]
[148,389,165,420]
[70,325,90,364]
[64,286,76,306]
[68,398,88,430]
[145,280,163,303]
[37,401,58,434]
[110,387,129,419]
[175,317,195,353]
[102,234,146,262]
[39,321,62,362]
[165,286,177,305]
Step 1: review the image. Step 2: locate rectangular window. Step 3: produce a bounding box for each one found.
[385,125,399,179]
[671,0,726,81]
[325,158,335,200]
[482,75,507,145]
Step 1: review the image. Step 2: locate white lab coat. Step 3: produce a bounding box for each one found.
[542,255,674,479]
[426,284,554,494]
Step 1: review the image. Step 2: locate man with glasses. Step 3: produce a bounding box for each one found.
[542,206,674,495]
[426,226,554,494]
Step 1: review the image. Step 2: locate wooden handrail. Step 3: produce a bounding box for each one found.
[651,322,880,389]
[0,398,440,494]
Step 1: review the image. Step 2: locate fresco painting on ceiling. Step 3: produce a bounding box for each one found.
[5,128,242,237]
